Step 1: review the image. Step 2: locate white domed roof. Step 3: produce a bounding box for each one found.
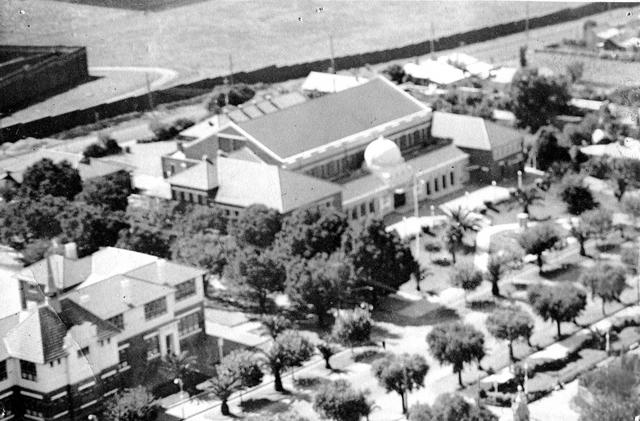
[364,136,404,171]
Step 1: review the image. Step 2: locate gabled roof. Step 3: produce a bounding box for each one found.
[236,77,427,160]
[17,254,92,291]
[4,306,68,364]
[431,112,522,151]
[167,160,218,191]
[59,299,120,340]
[126,260,206,287]
[68,275,174,319]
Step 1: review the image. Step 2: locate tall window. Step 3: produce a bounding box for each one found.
[360,203,366,216]
[20,360,37,381]
[144,297,167,321]
[145,336,160,360]
[107,314,124,330]
[118,347,128,368]
[175,279,197,301]
[442,174,447,189]
[426,181,431,195]
[450,171,455,186]
[369,200,375,214]
[0,360,6,381]
[434,178,439,192]
[179,312,201,337]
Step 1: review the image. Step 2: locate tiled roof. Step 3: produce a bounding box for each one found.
[237,77,426,159]
[432,112,522,151]
[126,260,206,287]
[68,275,174,319]
[4,306,68,364]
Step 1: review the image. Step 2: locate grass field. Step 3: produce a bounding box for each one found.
[0,0,578,80]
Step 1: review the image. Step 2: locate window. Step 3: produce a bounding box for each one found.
[179,312,201,337]
[188,193,194,203]
[442,174,447,189]
[77,347,89,359]
[107,314,124,330]
[414,130,421,144]
[179,191,185,202]
[0,360,6,381]
[145,335,160,360]
[118,347,128,368]
[99,338,111,347]
[175,278,197,301]
[360,203,366,216]
[426,181,431,195]
[450,171,455,186]
[434,178,439,192]
[171,190,177,200]
[20,360,37,381]
[369,200,375,214]
[25,409,44,418]
[198,195,204,205]
[144,297,167,321]
[351,208,357,220]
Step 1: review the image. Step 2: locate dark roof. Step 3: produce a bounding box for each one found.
[4,306,68,363]
[237,77,426,159]
[60,299,120,340]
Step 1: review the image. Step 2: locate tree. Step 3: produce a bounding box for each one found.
[20,158,82,200]
[450,262,483,302]
[580,263,627,314]
[104,386,159,421]
[512,186,543,215]
[160,351,196,387]
[18,238,52,266]
[529,126,570,171]
[83,133,122,158]
[226,247,286,313]
[313,379,370,421]
[274,207,347,260]
[230,204,281,249]
[342,219,417,302]
[171,232,236,277]
[408,403,434,421]
[317,340,340,370]
[441,207,480,264]
[426,322,485,387]
[208,350,264,415]
[0,195,67,248]
[528,283,586,337]
[58,204,128,257]
[485,249,522,296]
[207,366,238,416]
[285,253,352,326]
[569,217,590,257]
[227,84,255,106]
[77,171,132,211]
[581,208,612,246]
[560,175,597,215]
[383,64,406,84]
[179,204,228,235]
[371,353,429,413]
[486,306,534,362]
[331,307,372,349]
[259,314,292,339]
[518,223,561,274]
[413,393,498,421]
[443,224,464,265]
[566,61,584,83]
[261,330,314,392]
[510,67,570,132]
[116,226,171,258]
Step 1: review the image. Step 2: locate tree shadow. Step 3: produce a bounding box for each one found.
[371,324,402,340]
[374,295,459,326]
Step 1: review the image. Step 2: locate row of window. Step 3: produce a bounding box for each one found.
[349,199,376,220]
[143,297,168,321]
[178,312,201,337]
[175,278,197,301]
[424,171,456,196]
[172,189,208,205]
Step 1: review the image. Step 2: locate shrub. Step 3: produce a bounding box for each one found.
[228,84,255,106]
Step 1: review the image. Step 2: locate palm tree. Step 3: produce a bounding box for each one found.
[512,186,543,215]
[442,206,479,264]
[160,351,197,393]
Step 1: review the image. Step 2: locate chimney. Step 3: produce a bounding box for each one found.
[64,242,78,260]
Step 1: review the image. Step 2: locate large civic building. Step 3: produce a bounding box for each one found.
[0,245,207,421]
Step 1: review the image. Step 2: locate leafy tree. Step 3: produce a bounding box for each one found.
[580,263,627,314]
[569,217,590,257]
[560,175,597,215]
[116,226,171,258]
[512,186,543,215]
[83,133,122,158]
[261,330,314,392]
[104,386,159,421]
[125,199,189,235]
[371,353,429,413]
[411,393,498,421]
[529,126,570,171]
[510,67,570,132]
[19,158,83,200]
[383,64,406,84]
[486,306,534,361]
[285,253,352,327]
[207,367,238,416]
[622,191,640,225]
[485,249,522,296]
[313,379,370,421]
[18,238,52,266]
[331,307,372,349]
[77,171,132,211]
[0,195,67,248]
[316,340,340,370]
[408,403,434,421]
[259,314,292,339]
[208,350,264,415]
[342,219,417,302]
[227,84,256,106]
[528,283,586,337]
[581,208,612,246]
[450,262,483,302]
[171,232,236,277]
[620,244,639,273]
[566,61,584,83]
[274,207,347,259]
[230,204,282,249]
[58,204,128,257]
[518,223,561,274]
[226,247,286,313]
[179,204,228,235]
[426,322,485,387]
[160,351,196,388]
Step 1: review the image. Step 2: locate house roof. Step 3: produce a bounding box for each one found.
[4,306,68,364]
[68,275,174,319]
[431,112,522,151]
[403,61,468,85]
[126,260,206,287]
[236,77,427,160]
[213,157,341,213]
[17,254,92,291]
[81,247,159,287]
[59,299,120,341]
[301,71,369,93]
[166,160,218,191]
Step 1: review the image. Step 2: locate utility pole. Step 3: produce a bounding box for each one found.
[329,34,336,74]
[228,54,234,86]
[144,72,154,112]
[430,21,436,58]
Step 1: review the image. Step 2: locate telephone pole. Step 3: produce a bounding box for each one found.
[329,34,336,74]
[430,21,436,58]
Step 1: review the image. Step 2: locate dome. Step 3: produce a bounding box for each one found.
[364,136,405,171]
